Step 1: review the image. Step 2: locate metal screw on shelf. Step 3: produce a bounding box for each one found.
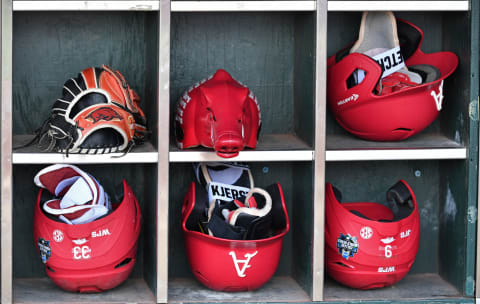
[262,167,269,174]
[415,170,422,177]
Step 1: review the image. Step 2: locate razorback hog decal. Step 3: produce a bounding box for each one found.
[175,69,261,158]
[85,107,123,124]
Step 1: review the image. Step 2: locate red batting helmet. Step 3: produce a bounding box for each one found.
[325,180,420,289]
[327,13,458,141]
[174,69,261,158]
[181,180,289,291]
[33,165,141,292]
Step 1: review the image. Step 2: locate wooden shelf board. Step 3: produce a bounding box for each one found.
[327,0,469,11]
[13,278,155,303]
[171,1,316,12]
[13,0,159,11]
[168,276,310,303]
[169,133,314,162]
[326,133,467,161]
[12,135,158,164]
[324,273,461,301]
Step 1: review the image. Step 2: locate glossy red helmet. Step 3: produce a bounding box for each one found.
[181,166,289,291]
[325,180,420,289]
[327,12,458,141]
[174,69,261,158]
[33,165,141,292]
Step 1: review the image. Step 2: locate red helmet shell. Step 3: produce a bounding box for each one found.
[175,69,261,158]
[325,180,420,289]
[327,18,458,141]
[181,182,289,291]
[33,180,141,292]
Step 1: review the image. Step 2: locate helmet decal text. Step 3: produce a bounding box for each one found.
[431,80,444,111]
[378,266,395,273]
[92,228,111,238]
[337,233,359,259]
[229,251,258,278]
[400,229,412,239]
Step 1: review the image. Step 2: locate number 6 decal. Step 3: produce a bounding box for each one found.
[385,245,392,258]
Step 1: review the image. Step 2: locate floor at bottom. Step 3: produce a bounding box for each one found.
[13,277,155,303]
[324,273,464,302]
[168,276,311,303]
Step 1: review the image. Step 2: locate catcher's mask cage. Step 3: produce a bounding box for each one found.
[175,69,261,158]
[325,180,420,290]
[327,13,458,141]
[181,179,289,291]
[33,179,142,293]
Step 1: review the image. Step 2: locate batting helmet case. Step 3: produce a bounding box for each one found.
[174,69,261,158]
[181,163,289,291]
[325,180,420,289]
[327,12,458,141]
[33,164,142,293]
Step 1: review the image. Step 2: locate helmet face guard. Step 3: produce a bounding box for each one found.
[175,69,261,158]
[33,179,141,293]
[327,15,458,141]
[181,180,289,291]
[325,180,420,289]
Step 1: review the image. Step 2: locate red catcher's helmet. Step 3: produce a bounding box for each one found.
[181,182,289,291]
[325,180,420,289]
[33,179,141,292]
[174,69,261,158]
[327,14,458,141]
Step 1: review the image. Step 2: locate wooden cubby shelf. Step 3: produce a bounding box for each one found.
[1,0,478,303]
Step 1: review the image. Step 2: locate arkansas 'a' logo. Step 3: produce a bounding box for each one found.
[85,107,123,124]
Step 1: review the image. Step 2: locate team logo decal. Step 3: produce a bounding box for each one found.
[431,80,444,111]
[53,229,64,243]
[229,251,258,278]
[38,238,51,264]
[337,233,359,259]
[85,106,123,123]
[360,226,373,239]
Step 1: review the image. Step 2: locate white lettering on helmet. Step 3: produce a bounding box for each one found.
[229,251,258,278]
[431,80,444,111]
[400,229,411,239]
[91,228,111,238]
[337,94,359,106]
[378,266,395,273]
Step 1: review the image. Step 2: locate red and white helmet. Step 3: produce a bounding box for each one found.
[327,12,458,141]
[33,164,141,292]
[325,180,420,289]
[181,163,289,291]
[175,69,261,158]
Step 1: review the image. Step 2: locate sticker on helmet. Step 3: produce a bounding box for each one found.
[337,233,359,259]
[431,80,444,111]
[38,238,51,264]
[229,251,258,278]
[53,229,64,243]
[360,226,373,239]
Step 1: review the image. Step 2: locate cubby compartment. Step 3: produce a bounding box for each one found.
[11,11,159,163]
[325,11,472,157]
[169,11,316,161]
[323,160,476,301]
[11,163,157,303]
[167,162,314,302]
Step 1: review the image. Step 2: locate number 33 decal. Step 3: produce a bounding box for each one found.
[73,246,91,260]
